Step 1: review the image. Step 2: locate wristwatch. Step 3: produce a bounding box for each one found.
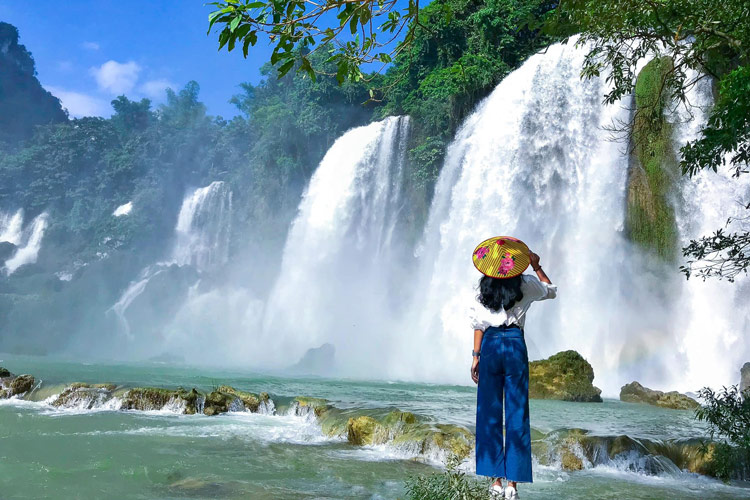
[472,350,480,358]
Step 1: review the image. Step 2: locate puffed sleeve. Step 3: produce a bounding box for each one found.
[521,274,557,301]
[468,304,490,332]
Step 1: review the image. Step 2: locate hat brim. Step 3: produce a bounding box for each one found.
[472,236,530,278]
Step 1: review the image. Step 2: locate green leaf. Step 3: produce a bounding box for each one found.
[230,15,241,32]
[278,59,295,77]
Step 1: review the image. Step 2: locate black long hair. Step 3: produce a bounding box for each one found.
[476,275,524,312]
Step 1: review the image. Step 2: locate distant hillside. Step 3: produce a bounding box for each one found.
[0,22,67,144]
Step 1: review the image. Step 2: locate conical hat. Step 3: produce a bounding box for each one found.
[472,236,530,279]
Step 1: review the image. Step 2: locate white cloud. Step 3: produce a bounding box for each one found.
[138,78,176,99]
[89,60,141,95]
[82,41,100,51]
[45,86,110,118]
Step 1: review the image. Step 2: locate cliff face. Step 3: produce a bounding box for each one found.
[0,22,67,144]
[625,56,679,260]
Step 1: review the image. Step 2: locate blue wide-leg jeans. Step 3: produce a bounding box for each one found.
[475,326,532,482]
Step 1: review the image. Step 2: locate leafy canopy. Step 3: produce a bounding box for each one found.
[207,0,438,86]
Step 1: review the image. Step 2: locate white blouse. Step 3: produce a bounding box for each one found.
[468,274,557,331]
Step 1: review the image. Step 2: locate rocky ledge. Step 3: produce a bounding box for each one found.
[529,350,603,402]
[0,367,35,398]
[620,381,699,410]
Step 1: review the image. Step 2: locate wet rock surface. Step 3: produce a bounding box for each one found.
[620,381,699,410]
[529,350,603,402]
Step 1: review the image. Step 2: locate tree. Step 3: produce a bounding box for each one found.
[206,0,438,85]
[695,385,750,481]
[544,0,749,280]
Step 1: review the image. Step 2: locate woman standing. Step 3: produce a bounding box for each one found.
[469,237,557,499]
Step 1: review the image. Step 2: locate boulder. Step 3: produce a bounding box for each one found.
[216,386,260,412]
[203,390,240,416]
[0,367,11,378]
[347,416,380,445]
[9,374,35,395]
[529,350,603,402]
[741,362,750,396]
[121,387,201,413]
[51,384,114,409]
[620,381,699,410]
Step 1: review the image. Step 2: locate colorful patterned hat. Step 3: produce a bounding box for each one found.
[472,236,530,279]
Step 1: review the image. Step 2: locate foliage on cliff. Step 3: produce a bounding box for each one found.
[626,57,679,260]
[0,22,67,144]
[529,350,603,402]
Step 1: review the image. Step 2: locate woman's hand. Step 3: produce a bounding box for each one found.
[528,250,540,270]
[471,357,480,384]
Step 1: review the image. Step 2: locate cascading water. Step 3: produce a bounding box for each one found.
[398,43,748,393]
[1,211,48,275]
[172,181,233,271]
[0,209,24,245]
[261,116,411,372]
[671,74,750,390]
[109,181,233,340]
[401,41,651,391]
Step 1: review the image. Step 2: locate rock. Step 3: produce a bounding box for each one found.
[216,386,260,412]
[347,416,380,445]
[741,362,750,396]
[620,381,699,410]
[292,396,329,417]
[121,387,197,412]
[0,241,17,263]
[0,367,11,378]
[9,374,34,395]
[51,384,114,409]
[203,390,240,416]
[0,389,8,399]
[529,350,603,402]
[288,343,336,376]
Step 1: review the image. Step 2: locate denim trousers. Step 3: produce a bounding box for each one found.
[475,326,532,482]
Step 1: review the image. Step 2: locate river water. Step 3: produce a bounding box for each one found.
[1,354,748,499]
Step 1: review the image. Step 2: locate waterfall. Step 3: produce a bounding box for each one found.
[109,181,233,340]
[172,181,233,271]
[671,74,750,390]
[403,41,649,391]
[0,209,24,245]
[2,211,48,275]
[261,116,411,371]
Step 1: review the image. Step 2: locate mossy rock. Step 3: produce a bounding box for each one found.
[620,381,699,410]
[203,390,238,416]
[0,367,11,378]
[51,384,116,409]
[176,388,202,415]
[70,382,117,391]
[0,389,8,399]
[9,374,35,395]
[529,351,602,402]
[560,448,584,471]
[317,408,350,437]
[122,387,182,411]
[626,56,679,259]
[431,424,473,460]
[217,385,260,412]
[294,396,329,417]
[347,416,380,445]
[382,410,419,426]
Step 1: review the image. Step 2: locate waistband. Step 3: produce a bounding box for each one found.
[484,325,524,338]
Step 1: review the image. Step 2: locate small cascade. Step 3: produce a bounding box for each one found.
[172,181,233,271]
[108,181,233,341]
[2,211,48,275]
[261,116,411,372]
[0,209,24,245]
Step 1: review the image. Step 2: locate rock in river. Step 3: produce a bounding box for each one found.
[529,350,603,402]
[620,381,699,410]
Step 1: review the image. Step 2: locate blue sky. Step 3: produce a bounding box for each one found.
[0,1,275,118]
